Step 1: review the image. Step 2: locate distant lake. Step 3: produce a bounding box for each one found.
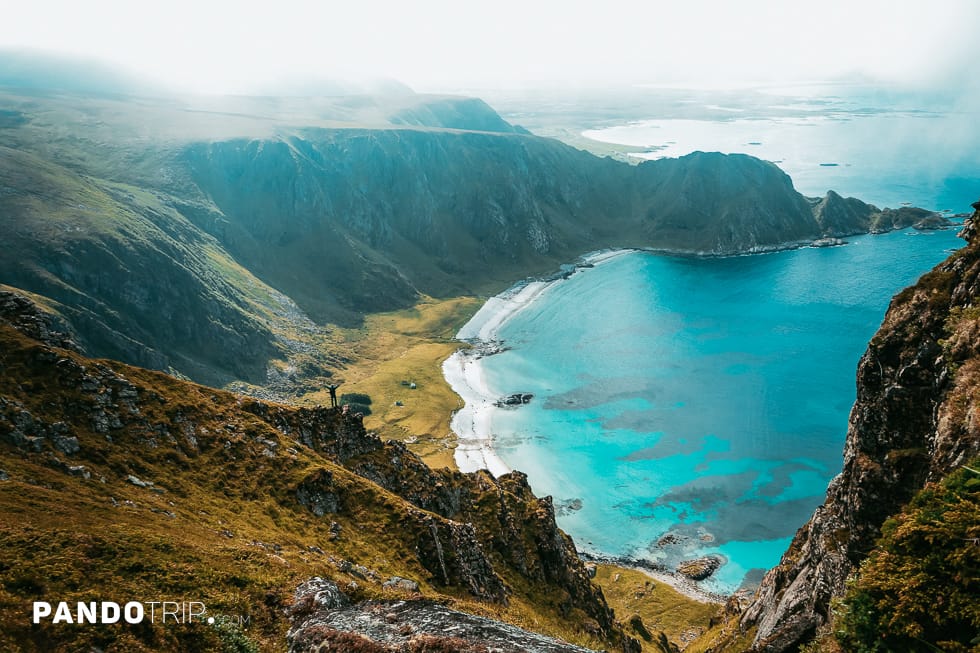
[480,227,963,593]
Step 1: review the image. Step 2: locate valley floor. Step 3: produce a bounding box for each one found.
[298,295,482,470]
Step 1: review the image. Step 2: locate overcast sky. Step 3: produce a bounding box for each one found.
[2,0,978,93]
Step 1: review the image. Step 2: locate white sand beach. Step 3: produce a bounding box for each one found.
[444,249,633,476]
[443,247,757,603]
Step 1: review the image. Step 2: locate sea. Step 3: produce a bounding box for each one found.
[469,84,979,594]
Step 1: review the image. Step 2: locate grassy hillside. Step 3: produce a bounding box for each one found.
[0,294,650,651]
[297,295,482,470]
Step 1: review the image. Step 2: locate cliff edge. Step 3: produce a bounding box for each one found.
[0,290,639,652]
[734,200,980,651]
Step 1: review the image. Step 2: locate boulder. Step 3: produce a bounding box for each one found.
[383,576,420,593]
[676,556,723,581]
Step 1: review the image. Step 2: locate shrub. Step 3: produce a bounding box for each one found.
[340,393,372,406]
[343,402,372,416]
[211,615,259,653]
[340,393,373,416]
[834,458,980,652]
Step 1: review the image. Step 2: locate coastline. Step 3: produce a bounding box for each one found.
[580,553,728,605]
[440,233,962,600]
[443,248,634,476]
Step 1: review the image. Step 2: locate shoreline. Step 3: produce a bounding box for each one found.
[580,552,728,605]
[438,225,966,606]
[442,248,634,476]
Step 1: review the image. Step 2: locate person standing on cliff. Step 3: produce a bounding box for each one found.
[326,383,341,408]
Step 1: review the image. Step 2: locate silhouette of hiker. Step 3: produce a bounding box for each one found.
[327,383,341,408]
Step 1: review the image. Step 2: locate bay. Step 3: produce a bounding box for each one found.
[478,227,964,594]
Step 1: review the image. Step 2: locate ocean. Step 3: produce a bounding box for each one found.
[579,83,980,212]
[450,85,977,594]
[477,228,963,594]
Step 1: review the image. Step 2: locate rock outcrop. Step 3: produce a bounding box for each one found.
[737,200,980,651]
[250,398,616,631]
[0,288,81,352]
[286,578,602,653]
[809,189,945,236]
[676,556,723,582]
[0,295,638,651]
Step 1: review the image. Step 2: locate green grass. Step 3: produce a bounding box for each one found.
[300,295,481,469]
[592,565,721,651]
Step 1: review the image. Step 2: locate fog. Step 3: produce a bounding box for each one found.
[2,0,979,95]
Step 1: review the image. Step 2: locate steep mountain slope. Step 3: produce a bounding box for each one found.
[699,201,980,652]
[0,288,641,652]
[833,460,979,651]
[0,147,285,386]
[634,151,819,250]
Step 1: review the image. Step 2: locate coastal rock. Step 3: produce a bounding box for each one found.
[676,556,723,581]
[497,393,534,407]
[654,532,687,549]
[958,200,980,242]
[913,213,952,230]
[738,199,980,652]
[809,190,946,237]
[809,190,877,236]
[810,237,845,248]
[556,498,583,515]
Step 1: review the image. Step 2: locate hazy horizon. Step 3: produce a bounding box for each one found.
[2,0,979,99]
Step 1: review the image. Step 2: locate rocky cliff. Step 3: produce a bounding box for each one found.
[0,289,638,652]
[809,189,946,236]
[733,200,980,651]
[176,134,926,328]
[286,577,599,652]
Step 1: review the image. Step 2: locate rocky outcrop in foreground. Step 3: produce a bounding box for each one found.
[737,200,980,651]
[287,578,597,653]
[0,289,638,652]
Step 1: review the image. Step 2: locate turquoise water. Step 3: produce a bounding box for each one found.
[480,227,964,593]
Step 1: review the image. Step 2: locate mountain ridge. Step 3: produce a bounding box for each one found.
[0,88,943,388]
